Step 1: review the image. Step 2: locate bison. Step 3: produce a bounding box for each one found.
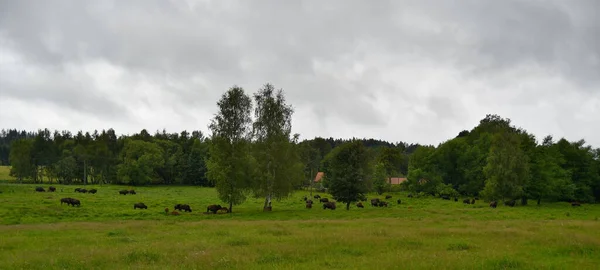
[454,197,458,202]
[134,202,148,209]
[319,198,329,203]
[463,199,471,204]
[356,202,364,208]
[441,195,450,200]
[504,200,516,207]
[306,199,313,205]
[471,199,475,204]
[378,201,388,207]
[128,190,136,195]
[60,197,72,206]
[397,199,401,204]
[79,189,88,193]
[119,190,129,195]
[88,189,97,194]
[69,198,81,207]
[385,195,392,199]
[303,196,307,201]
[35,187,45,192]
[571,201,581,207]
[207,204,222,214]
[75,188,81,192]
[306,202,312,209]
[407,193,413,198]
[174,204,192,212]
[489,201,498,208]
[48,186,56,192]
[314,195,321,199]
[370,198,380,207]
[323,201,336,210]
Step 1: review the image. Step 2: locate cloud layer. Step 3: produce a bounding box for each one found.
[1,0,599,146]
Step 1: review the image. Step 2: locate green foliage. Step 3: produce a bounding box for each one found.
[251,84,304,209]
[481,130,530,200]
[372,162,390,195]
[324,140,370,210]
[406,168,442,195]
[206,86,255,212]
[436,183,459,197]
[8,139,35,181]
[116,139,165,185]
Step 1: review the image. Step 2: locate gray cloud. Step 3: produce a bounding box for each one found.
[0,0,599,146]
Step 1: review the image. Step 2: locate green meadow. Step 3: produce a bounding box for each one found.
[1,182,600,269]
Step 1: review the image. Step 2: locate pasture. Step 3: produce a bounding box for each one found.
[1,183,599,269]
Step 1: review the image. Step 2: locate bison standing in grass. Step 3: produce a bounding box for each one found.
[323,201,336,210]
[174,204,192,212]
[489,201,498,208]
[571,201,582,207]
[504,200,516,207]
[35,187,45,192]
[319,198,329,203]
[128,190,136,195]
[314,195,321,199]
[385,195,392,199]
[463,199,471,204]
[370,198,380,207]
[356,202,364,208]
[378,201,388,207]
[134,202,148,209]
[48,186,56,192]
[207,204,222,214]
[397,199,402,204]
[61,198,80,207]
[88,189,97,194]
[119,190,129,195]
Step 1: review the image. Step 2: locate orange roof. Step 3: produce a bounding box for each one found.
[314,172,324,183]
[388,177,407,185]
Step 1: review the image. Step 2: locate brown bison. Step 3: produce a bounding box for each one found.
[571,201,581,207]
[356,202,364,208]
[323,201,336,210]
[314,195,321,199]
[174,204,192,212]
[35,187,45,192]
[489,201,498,208]
[119,190,129,195]
[454,197,458,202]
[306,199,313,205]
[79,189,88,193]
[207,204,222,214]
[303,196,307,201]
[88,189,97,194]
[378,201,388,207]
[385,195,392,199]
[408,193,413,198]
[70,198,81,207]
[60,198,73,206]
[397,199,401,204]
[48,186,56,192]
[319,198,329,203]
[504,200,516,207]
[75,188,82,192]
[370,198,380,206]
[134,202,147,209]
[306,202,312,209]
[463,199,471,204]
[128,190,136,195]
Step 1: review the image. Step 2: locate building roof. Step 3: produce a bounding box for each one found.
[388,177,407,185]
[314,172,324,183]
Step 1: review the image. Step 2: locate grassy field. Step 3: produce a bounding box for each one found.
[1,183,599,269]
[0,165,15,181]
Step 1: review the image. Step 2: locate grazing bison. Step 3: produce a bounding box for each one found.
[75,188,81,192]
[119,190,129,195]
[174,204,192,212]
[385,195,392,199]
[489,201,498,208]
[306,199,313,205]
[441,195,450,200]
[370,198,380,207]
[134,202,148,209]
[88,189,97,194]
[571,201,581,207]
[60,198,73,206]
[323,201,336,210]
[69,198,81,207]
[463,199,471,204]
[407,193,413,198]
[319,198,329,203]
[207,204,222,214]
[128,190,136,195]
[378,201,388,207]
[79,189,88,193]
[504,200,516,207]
[35,187,45,192]
[397,199,401,204]
[314,195,321,199]
[48,186,56,192]
[356,202,364,208]
[306,202,313,208]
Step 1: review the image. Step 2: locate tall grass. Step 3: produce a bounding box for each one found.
[1,183,599,269]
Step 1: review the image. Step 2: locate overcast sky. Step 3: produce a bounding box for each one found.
[1,0,599,147]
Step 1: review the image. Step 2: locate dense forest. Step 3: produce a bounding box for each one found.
[2,86,600,205]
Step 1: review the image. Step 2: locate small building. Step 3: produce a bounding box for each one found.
[388,177,407,185]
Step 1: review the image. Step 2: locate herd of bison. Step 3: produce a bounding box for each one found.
[33,186,230,215]
[34,185,583,215]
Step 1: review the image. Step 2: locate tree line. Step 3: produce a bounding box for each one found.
[3,85,600,210]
